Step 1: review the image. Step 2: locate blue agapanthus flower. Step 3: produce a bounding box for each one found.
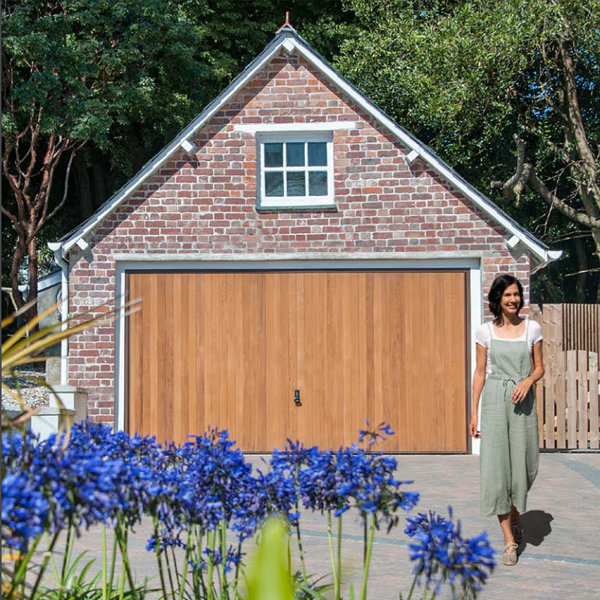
[1,472,49,551]
[405,509,495,598]
[291,439,419,530]
[358,420,395,447]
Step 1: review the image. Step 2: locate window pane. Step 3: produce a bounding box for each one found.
[287,172,306,196]
[286,142,305,166]
[308,171,328,196]
[264,143,283,167]
[265,171,284,196]
[308,142,327,166]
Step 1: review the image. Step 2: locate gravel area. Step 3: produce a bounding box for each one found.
[2,365,50,411]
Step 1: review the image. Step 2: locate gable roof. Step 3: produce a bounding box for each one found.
[53,29,561,266]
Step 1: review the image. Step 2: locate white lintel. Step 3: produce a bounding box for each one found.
[233,121,358,134]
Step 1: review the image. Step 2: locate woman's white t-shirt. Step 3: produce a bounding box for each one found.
[475,318,543,375]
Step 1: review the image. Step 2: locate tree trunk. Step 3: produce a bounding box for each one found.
[590,228,600,303]
[73,152,94,220]
[573,235,588,303]
[26,236,39,323]
[10,237,27,310]
[91,146,108,208]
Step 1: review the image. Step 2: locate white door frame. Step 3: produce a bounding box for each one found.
[114,255,483,453]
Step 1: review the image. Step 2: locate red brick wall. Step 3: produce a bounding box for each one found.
[67,51,531,425]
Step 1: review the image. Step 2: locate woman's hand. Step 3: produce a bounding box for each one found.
[511,379,533,404]
[469,414,480,438]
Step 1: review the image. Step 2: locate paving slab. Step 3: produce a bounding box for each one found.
[39,453,600,599]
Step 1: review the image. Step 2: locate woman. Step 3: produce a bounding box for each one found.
[470,274,544,566]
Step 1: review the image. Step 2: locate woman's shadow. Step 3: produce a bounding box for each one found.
[519,510,553,552]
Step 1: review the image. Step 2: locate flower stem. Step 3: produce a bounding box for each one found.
[328,512,339,600]
[294,465,309,588]
[359,515,376,600]
[115,517,136,600]
[232,540,242,600]
[27,532,57,600]
[47,531,60,585]
[102,525,107,600]
[109,527,118,594]
[60,521,75,595]
[163,537,176,598]
[336,514,343,600]
[363,514,367,564]
[219,519,228,600]
[153,515,168,599]
[328,512,338,591]
[171,544,181,591]
[178,530,192,600]
[206,529,215,600]
[405,573,418,600]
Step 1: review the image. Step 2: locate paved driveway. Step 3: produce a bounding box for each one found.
[58,453,600,599]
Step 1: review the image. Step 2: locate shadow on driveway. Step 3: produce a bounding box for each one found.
[519,509,554,550]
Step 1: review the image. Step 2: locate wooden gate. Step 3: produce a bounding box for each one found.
[531,304,600,450]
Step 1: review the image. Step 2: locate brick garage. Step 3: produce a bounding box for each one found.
[51,27,558,452]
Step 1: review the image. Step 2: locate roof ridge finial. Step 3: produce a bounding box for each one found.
[276,11,296,33]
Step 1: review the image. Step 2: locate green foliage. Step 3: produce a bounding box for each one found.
[245,518,295,600]
[338,0,599,173]
[336,0,600,301]
[3,0,208,150]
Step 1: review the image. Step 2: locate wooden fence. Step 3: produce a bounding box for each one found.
[530,304,600,450]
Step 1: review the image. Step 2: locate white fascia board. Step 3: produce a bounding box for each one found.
[234,121,357,133]
[287,37,551,263]
[60,36,289,255]
[38,271,62,291]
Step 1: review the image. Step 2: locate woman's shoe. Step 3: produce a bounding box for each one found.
[511,519,523,545]
[502,542,519,566]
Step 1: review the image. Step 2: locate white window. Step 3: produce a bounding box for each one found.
[257,133,334,209]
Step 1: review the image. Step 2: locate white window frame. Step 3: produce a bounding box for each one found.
[257,132,335,209]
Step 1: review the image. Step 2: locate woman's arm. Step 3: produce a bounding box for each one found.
[510,341,545,403]
[470,343,488,438]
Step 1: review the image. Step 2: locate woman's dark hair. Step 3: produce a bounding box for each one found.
[488,274,524,321]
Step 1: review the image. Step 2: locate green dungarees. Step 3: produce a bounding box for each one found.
[480,320,539,517]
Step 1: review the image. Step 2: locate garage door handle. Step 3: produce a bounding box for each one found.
[294,390,302,406]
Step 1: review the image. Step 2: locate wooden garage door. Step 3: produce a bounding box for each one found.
[127,271,467,452]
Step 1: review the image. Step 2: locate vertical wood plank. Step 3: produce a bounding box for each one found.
[544,359,555,449]
[530,304,544,445]
[163,274,175,445]
[589,352,599,450]
[556,352,566,449]
[172,274,183,443]
[578,350,588,450]
[127,274,141,436]
[187,274,199,439]
[567,350,577,448]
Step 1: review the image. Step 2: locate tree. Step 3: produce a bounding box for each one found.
[2,0,355,321]
[336,0,600,301]
[2,0,207,318]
